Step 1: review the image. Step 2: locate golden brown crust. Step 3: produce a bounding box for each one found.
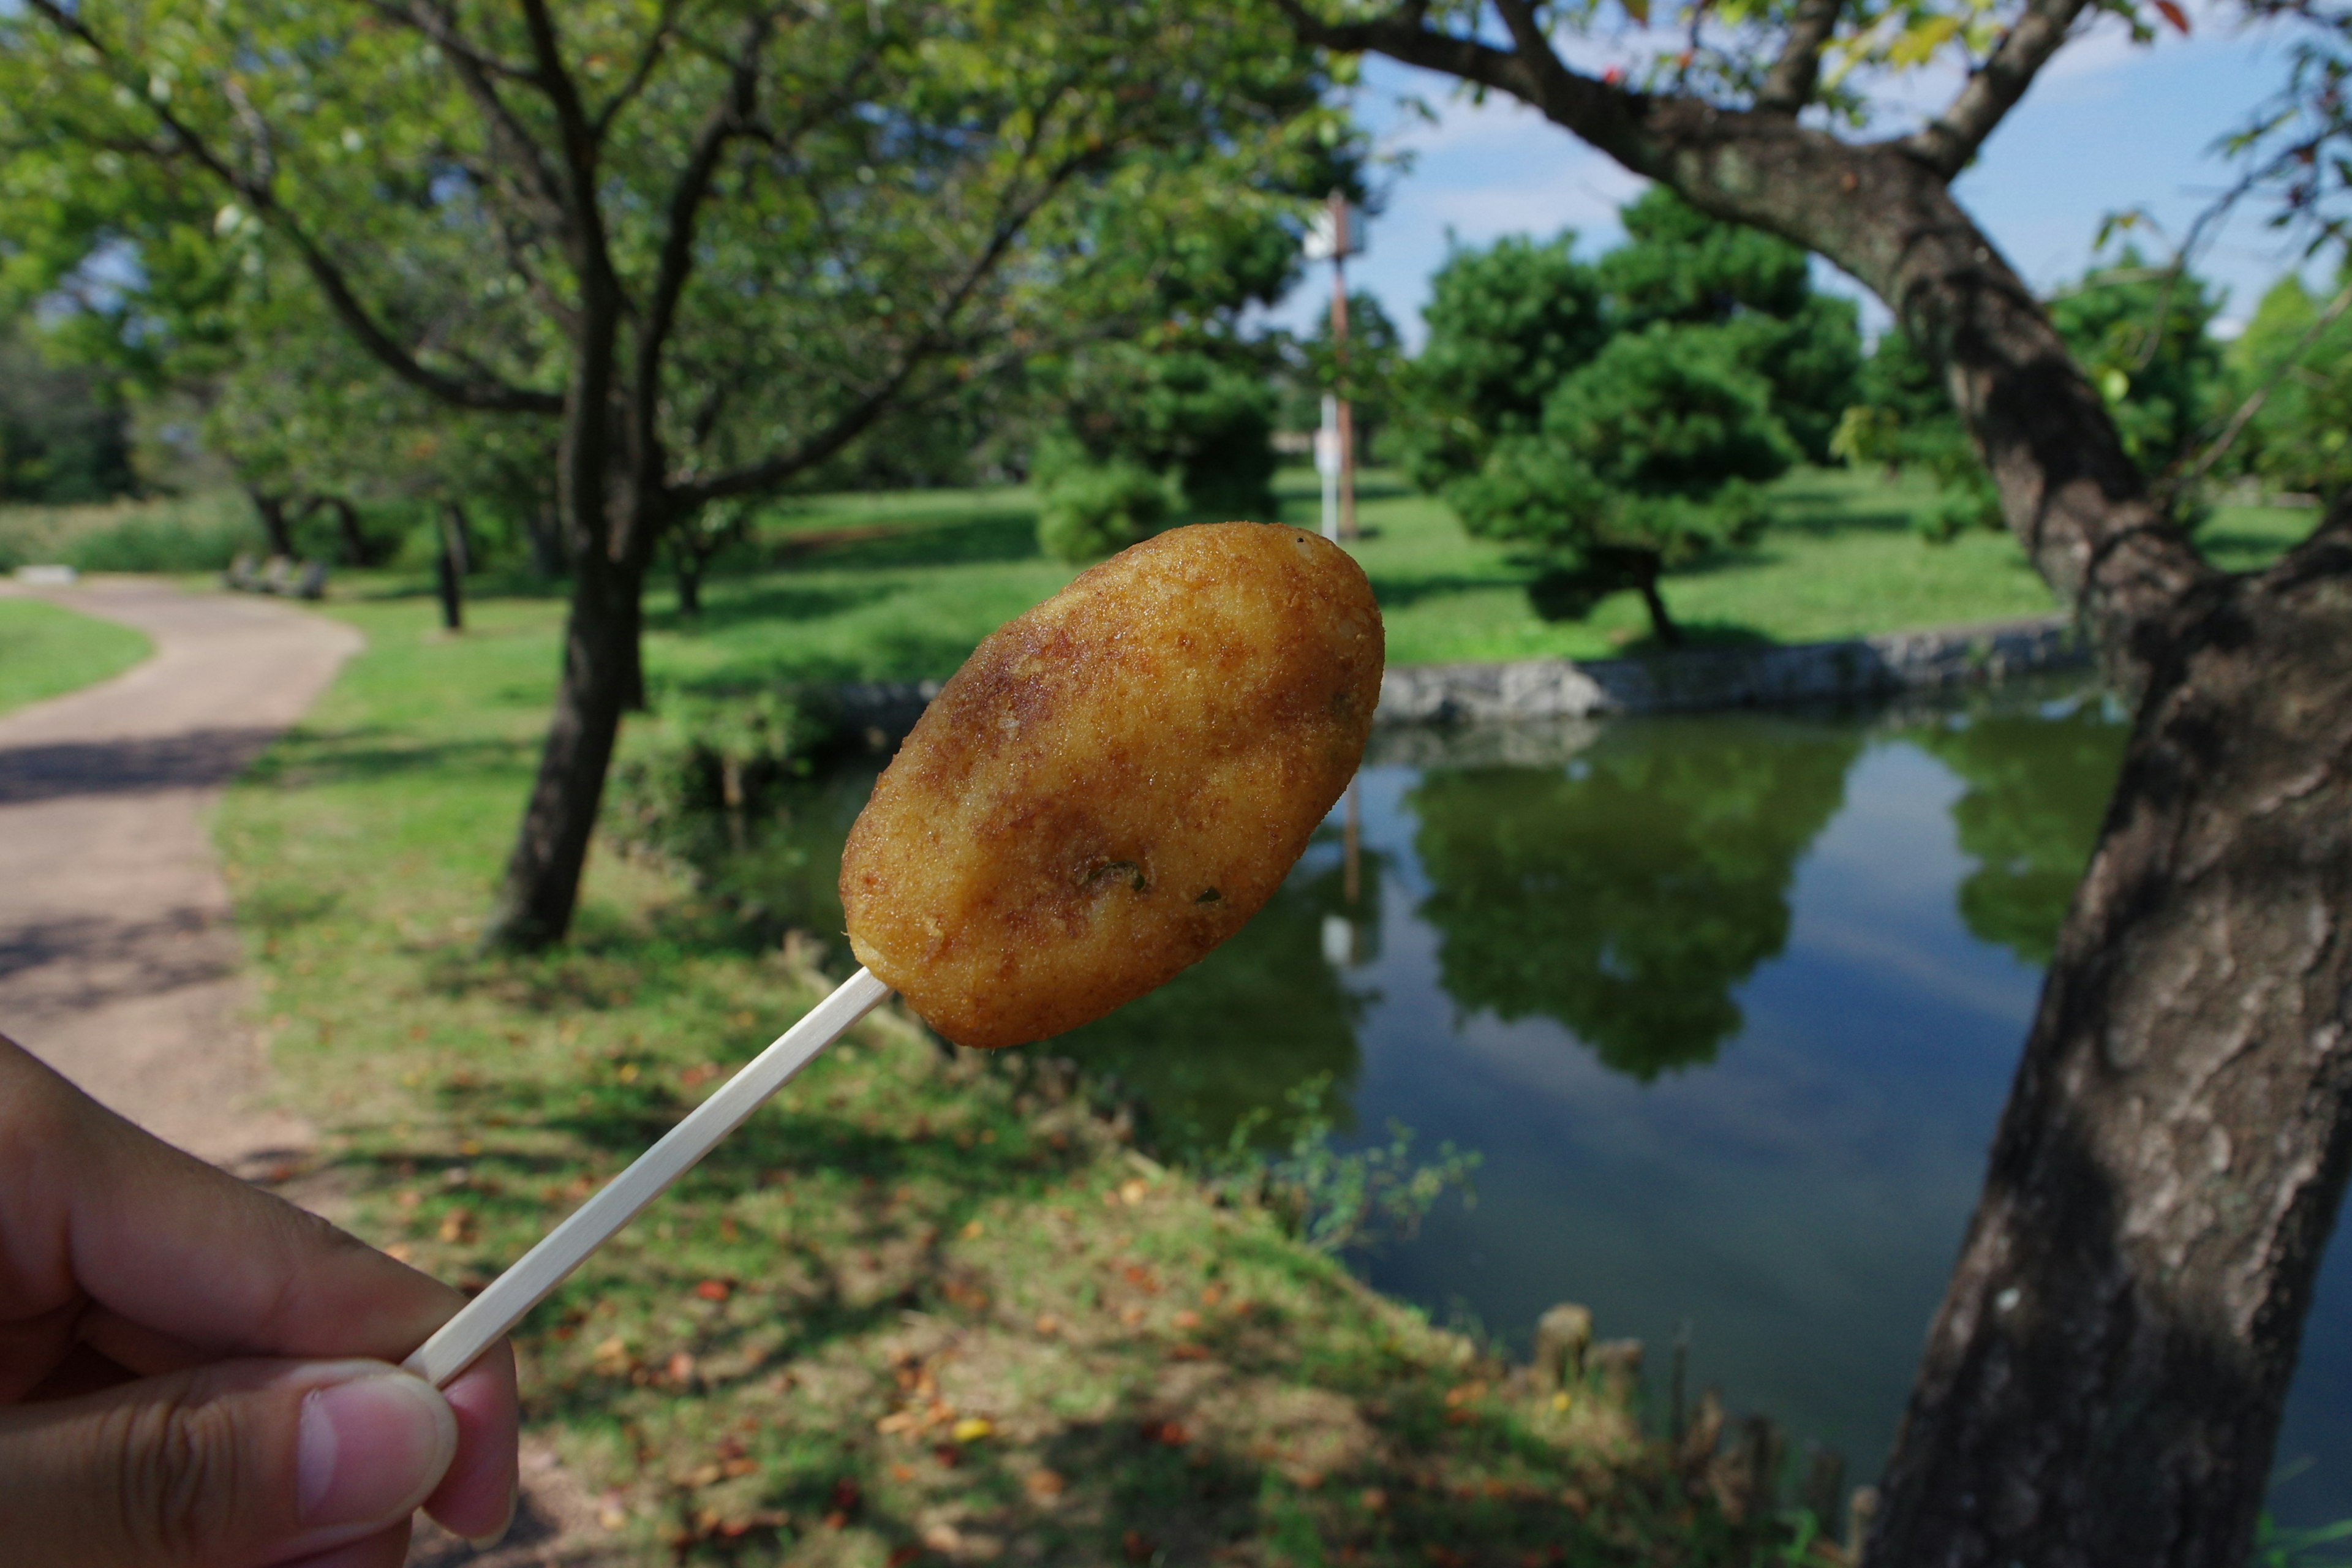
[839,522,1384,1049]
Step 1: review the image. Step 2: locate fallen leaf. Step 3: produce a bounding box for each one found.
[1123,1529,1156,1564]
[1169,1343,1210,1362]
[1025,1468,1066,1501]
[436,1207,475,1244]
[1118,1178,1148,1205]
[1173,1309,1201,1330]
[1360,1487,1388,1513]
[951,1416,993,1443]
[961,1219,986,1239]
[1035,1313,1061,1336]
[666,1351,696,1383]
[695,1279,733,1302]
[888,1549,924,1568]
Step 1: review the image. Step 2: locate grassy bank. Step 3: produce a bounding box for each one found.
[0,597,152,715]
[220,594,1785,1566]
[631,466,2316,695]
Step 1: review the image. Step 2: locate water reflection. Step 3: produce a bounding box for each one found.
[682,678,2348,1524]
[1410,717,1861,1079]
[1904,693,2127,965]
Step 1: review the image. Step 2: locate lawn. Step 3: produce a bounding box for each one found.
[0,596,151,716]
[219,593,1775,1566]
[627,466,2316,696]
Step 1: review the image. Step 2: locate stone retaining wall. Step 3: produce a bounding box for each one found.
[827,614,2088,740]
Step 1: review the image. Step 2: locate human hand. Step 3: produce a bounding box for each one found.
[0,1035,519,1567]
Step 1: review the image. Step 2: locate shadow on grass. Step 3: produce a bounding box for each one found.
[767,507,1042,571]
[646,578,901,638]
[243,728,537,791]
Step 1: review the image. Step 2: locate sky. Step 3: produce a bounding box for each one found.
[1264,3,2324,349]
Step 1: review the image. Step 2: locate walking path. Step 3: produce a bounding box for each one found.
[0,578,617,1566]
[0,578,360,1170]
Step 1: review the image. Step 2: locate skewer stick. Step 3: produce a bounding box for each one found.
[402,966,893,1387]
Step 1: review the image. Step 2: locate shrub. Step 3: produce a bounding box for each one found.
[1036,459,1169,564]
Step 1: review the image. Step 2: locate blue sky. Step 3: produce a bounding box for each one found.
[1266,5,2322,348]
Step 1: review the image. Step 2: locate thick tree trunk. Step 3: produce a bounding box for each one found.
[1869,515,2352,1566]
[482,553,643,948]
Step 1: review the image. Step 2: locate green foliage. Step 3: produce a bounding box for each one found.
[1035,456,1172,564]
[1208,1076,1482,1256]
[1394,233,1608,492]
[1280,291,1406,460]
[1843,328,2002,541]
[612,692,840,829]
[2230,273,2352,502]
[1399,193,1852,639]
[1408,718,1861,1079]
[0,489,262,572]
[1906,692,2127,967]
[0,325,135,503]
[2046,249,2223,477]
[1445,325,1793,638]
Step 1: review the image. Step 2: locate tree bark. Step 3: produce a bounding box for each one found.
[481,552,643,948]
[1870,514,2352,1566]
[1279,9,2352,1563]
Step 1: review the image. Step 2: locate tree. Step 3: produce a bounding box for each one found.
[0,323,136,503]
[1280,2,2352,1563]
[1393,232,1608,492]
[1450,326,1794,642]
[1402,194,1850,643]
[11,0,1348,951]
[2230,271,2352,502]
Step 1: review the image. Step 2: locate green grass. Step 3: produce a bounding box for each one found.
[0,597,153,717]
[219,594,1767,1566]
[592,466,2320,694]
[0,490,262,574]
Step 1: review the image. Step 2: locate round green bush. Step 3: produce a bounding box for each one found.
[1036,460,1169,564]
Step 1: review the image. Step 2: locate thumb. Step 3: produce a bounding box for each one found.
[0,1358,458,1568]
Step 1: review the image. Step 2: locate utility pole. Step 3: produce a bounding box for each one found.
[1304,190,1366,545]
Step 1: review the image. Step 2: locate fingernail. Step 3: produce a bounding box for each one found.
[296,1371,458,1530]
[466,1484,519,1550]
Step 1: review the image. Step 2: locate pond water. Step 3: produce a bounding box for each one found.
[690,678,2352,1527]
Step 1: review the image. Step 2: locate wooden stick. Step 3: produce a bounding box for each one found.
[402,967,893,1387]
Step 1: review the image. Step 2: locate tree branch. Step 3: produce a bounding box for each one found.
[23,0,562,415]
[590,0,687,143]
[1905,0,2093,178]
[373,0,571,235]
[670,145,1102,511]
[1756,0,1846,113]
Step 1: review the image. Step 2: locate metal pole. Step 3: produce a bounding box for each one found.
[1330,193,1358,543]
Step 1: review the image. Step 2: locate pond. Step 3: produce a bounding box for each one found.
[682,677,2352,1529]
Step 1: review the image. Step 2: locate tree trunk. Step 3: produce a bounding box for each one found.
[445,498,479,576]
[434,504,466,633]
[326,497,371,566]
[481,554,644,949]
[247,486,296,557]
[676,545,704,618]
[1868,514,2352,1566]
[527,502,567,579]
[1631,556,1681,646]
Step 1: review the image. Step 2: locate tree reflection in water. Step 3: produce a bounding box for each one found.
[1055,839,1381,1153]
[1409,716,1861,1079]
[1904,692,2127,967]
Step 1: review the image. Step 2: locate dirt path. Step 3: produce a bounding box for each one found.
[0,579,626,1566]
[0,578,360,1171]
